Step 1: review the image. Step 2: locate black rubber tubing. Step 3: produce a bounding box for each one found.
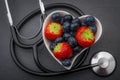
[11,40,90,76]
[11,3,85,48]
[10,3,90,76]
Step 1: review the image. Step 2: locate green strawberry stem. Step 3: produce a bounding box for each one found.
[53,43,62,52]
[82,29,94,40]
[50,23,61,34]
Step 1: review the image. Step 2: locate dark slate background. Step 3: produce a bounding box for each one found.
[0,0,120,80]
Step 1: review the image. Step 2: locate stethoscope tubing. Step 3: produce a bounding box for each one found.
[11,39,94,77]
[9,3,96,76]
[10,3,85,48]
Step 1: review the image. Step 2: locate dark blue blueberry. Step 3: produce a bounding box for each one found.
[67,37,77,48]
[70,31,76,37]
[81,22,87,26]
[70,23,80,31]
[63,15,73,22]
[50,42,57,51]
[63,33,71,41]
[60,17,64,24]
[51,13,62,23]
[61,59,71,67]
[84,16,96,26]
[73,46,82,53]
[72,18,81,26]
[54,37,64,43]
[63,22,71,33]
[89,25,97,34]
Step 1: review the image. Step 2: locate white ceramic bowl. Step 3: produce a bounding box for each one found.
[42,10,102,70]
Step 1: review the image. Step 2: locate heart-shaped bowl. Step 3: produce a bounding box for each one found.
[42,10,102,70]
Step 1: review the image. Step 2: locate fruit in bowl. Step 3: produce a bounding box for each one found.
[53,42,73,60]
[75,26,95,47]
[42,10,102,70]
[45,22,63,40]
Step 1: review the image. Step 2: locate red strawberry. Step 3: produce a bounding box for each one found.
[53,42,73,60]
[75,26,95,47]
[45,22,63,40]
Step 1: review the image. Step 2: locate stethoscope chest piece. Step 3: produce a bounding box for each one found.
[91,51,116,76]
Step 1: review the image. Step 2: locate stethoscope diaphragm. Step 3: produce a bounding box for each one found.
[91,51,116,76]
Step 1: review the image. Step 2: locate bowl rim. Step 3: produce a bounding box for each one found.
[42,10,102,70]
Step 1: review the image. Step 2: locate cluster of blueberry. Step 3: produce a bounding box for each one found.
[50,13,79,51]
[50,13,96,51]
[45,13,97,67]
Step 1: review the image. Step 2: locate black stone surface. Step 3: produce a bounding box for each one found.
[0,0,120,80]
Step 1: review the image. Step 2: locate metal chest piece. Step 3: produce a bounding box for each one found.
[91,51,116,76]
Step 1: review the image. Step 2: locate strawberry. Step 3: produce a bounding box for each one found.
[75,26,95,47]
[45,22,63,40]
[53,42,73,60]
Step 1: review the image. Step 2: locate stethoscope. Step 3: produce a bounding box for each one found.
[5,0,116,77]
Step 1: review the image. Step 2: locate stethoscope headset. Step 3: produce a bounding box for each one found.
[5,0,116,77]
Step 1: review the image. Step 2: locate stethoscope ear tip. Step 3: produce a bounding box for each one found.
[91,51,116,76]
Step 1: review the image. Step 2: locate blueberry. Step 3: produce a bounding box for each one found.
[70,31,76,37]
[89,25,97,34]
[84,16,96,26]
[50,42,57,51]
[70,23,80,31]
[63,22,71,33]
[67,37,77,48]
[81,22,87,26]
[54,37,64,43]
[63,33,71,41]
[63,15,73,22]
[60,17,64,24]
[61,59,71,67]
[51,13,62,23]
[73,46,82,53]
[72,18,81,26]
